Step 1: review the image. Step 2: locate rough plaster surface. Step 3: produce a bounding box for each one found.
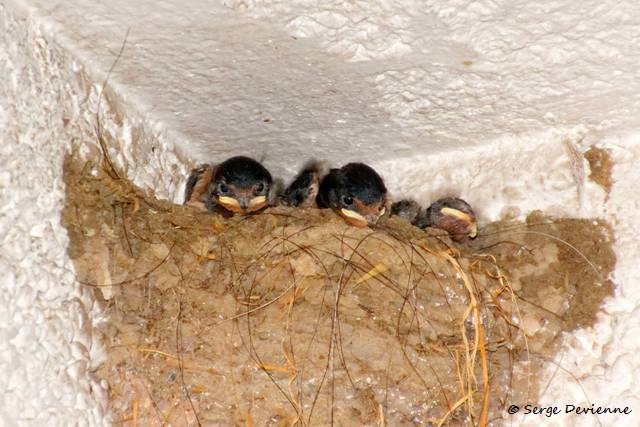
[1,0,640,425]
[0,4,109,425]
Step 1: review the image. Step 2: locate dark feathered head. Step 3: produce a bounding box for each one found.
[210,156,273,214]
[317,162,388,227]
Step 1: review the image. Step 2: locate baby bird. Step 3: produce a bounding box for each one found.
[281,160,329,208]
[184,156,274,215]
[389,199,422,223]
[391,197,478,242]
[283,161,388,227]
[317,163,388,227]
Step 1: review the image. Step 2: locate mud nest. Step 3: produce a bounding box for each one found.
[62,156,615,426]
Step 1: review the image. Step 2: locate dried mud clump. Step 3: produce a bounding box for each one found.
[584,146,614,195]
[62,156,615,426]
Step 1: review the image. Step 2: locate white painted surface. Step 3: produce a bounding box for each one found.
[1,0,639,425]
[1,3,110,425]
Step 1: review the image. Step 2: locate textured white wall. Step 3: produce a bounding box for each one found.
[0,2,110,425]
[1,0,639,425]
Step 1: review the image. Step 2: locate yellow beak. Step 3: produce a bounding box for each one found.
[218,196,241,211]
[340,208,368,227]
[441,207,477,238]
[248,195,267,211]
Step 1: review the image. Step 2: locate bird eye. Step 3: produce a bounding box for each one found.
[341,195,354,206]
[255,182,265,194]
[218,183,229,194]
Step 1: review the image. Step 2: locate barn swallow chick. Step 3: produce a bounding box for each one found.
[316,163,388,227]
[391,197,477,242]
[281,160,329,207]
[390,199,422,223]
[415,197,477,242]
[184,156,274,215]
